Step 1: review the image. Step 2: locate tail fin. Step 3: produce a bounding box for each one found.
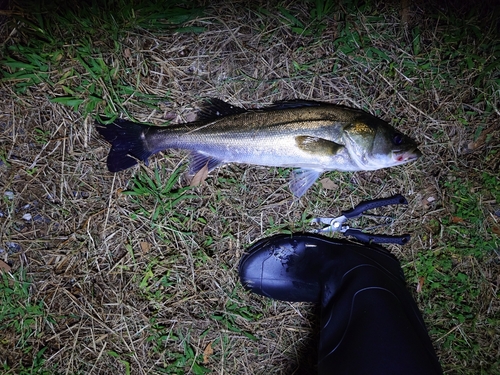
[96,119,154,172]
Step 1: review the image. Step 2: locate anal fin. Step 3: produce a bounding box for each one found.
[189,151,224,174]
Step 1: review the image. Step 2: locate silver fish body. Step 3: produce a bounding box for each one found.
[96,99,421,197]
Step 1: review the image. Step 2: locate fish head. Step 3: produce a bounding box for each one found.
[343,117,421,170]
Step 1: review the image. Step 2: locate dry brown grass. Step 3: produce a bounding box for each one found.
[1,1,499,374]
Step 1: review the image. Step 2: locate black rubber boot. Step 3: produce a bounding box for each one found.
[239,233,443,375]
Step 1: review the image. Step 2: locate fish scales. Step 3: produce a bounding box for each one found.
[148,109,346,167]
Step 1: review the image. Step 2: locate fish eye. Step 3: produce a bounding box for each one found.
[393,133,403,145]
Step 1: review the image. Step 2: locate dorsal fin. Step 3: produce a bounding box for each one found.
[265,99,324,110]
[197,98,247,121]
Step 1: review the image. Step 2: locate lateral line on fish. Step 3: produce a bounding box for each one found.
[183,121,219,135]
[182,118,334,135]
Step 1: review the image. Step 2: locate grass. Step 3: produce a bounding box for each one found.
[404,169,500,373]
[2,0,203,119]
[124,165,196,229]
[0,270,53,374]
[0,0,499,374]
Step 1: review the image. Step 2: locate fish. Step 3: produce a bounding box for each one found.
[96,99,421,197]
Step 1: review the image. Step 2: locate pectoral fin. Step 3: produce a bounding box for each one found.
[295,136,344,155]
[289,168,323,198]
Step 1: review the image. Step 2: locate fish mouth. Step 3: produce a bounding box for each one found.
[393,148,422,163]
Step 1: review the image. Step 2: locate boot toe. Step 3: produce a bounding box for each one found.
[239,234,322,302]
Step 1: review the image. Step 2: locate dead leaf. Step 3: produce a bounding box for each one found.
[163,112,177,121]
[140,242,151,254]
[203,342,213,364]
[0,259,11,273]
[492,225,500,236]
[416,276,425,293]
[184,112,198,122]
[466,124,499,152]
[319,178,338,190]
[420,195,436,210]
[190,162,209,187]
[400,0,409,25]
